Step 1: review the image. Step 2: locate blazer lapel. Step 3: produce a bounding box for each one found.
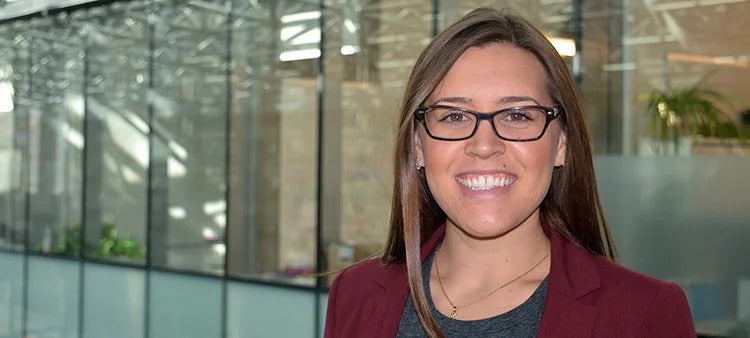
[537,289,598,337]
[537,231,602,338]
[363,263,410,336]
[365,226,448,337]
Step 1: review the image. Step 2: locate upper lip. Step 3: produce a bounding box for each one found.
[454,169,516,177]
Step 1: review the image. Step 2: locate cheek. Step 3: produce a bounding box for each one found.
[509,141,558,176]
[421,140,460,169]
[421,142,463,199]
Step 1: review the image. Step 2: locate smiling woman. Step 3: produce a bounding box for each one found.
[414,44,566,244]
[324,8,696,338]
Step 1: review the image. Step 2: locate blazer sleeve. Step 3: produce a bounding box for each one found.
[323,270,343,338]
[638,282,695,337]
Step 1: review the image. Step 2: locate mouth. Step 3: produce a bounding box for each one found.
[456,174,517,191]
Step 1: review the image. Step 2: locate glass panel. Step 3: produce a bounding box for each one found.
[623,1,750,157]
[149,0,228,274]
[596,156,750,336]
[83,1,150,264]
[148,271,222,338]
[82,263,145,338]
[226,0,318,285]
[321,0,432,282]
[226,282,315,338]
[579,0,623,154]
[319,292,328,338]
[24,14,85,257]
[27,256,80,338]
[0,252,24,338]
[0,21,30,251]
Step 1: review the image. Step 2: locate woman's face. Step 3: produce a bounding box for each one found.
[415,43,566,239]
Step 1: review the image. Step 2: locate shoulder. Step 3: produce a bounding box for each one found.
[343,257,392,277]
[549,233,694,336]
[324,258,409,337]
[328,257,407,302]
[592,254,675,298]
[552,231,686,306]
[579,252,695,336]
[332,258,396,289]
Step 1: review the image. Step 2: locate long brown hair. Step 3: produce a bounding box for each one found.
[382,8,616,337]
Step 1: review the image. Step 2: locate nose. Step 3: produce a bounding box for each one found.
[465,119,506,158]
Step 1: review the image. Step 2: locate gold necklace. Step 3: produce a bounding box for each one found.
[434,251,550,319]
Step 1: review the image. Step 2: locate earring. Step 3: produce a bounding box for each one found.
[416,160,423,170]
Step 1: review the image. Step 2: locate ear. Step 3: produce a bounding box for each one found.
[414,129,425,168]
[554,131,567,167]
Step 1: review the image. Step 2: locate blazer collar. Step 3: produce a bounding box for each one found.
[365,226,448,335]
[547,229,601,298]
[537,229,602,337]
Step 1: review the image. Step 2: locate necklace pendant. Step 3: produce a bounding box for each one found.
[449,307,457,319]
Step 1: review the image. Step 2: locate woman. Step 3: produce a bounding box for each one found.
[324,8,694,338]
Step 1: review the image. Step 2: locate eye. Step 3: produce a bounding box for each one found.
[431,107,473,125]
[494,107,548,131]
[498,108,540,124]
[505,111,533,122]
[440,111,470,123]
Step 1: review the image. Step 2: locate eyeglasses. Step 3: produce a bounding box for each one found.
[414,105,563,142]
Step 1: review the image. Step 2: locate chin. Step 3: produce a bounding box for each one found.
[451,218,519,239]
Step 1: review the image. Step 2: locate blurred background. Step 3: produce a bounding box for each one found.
[0,0,748,337]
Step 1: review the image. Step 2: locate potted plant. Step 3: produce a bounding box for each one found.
[45,224,146,260]
[643,83,742,155]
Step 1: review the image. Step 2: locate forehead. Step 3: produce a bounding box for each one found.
[429,43,550,106]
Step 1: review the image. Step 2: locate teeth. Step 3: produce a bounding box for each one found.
[457,175,515,191]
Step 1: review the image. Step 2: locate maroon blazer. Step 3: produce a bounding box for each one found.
[324,225,695,337]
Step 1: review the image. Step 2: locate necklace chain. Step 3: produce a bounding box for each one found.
[434,251,550,319]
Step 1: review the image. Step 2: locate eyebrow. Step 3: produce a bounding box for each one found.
[432,96,472,105]
[497,96,540,105]
[431,95,541,106]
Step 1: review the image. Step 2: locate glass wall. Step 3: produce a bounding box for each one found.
[83,2,150,264]
[149,0,229,274]
[25,14,85,259]
[1,0,749,337]
[0,20,30,252]
[227,0,319,284]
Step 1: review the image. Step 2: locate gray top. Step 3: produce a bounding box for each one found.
[396,249,548,337]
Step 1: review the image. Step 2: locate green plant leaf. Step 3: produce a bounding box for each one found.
[643,82,740,154]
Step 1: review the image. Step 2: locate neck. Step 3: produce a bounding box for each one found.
[438,216,551,278]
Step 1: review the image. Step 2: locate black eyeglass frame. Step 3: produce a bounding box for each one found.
[414,104,563,142]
